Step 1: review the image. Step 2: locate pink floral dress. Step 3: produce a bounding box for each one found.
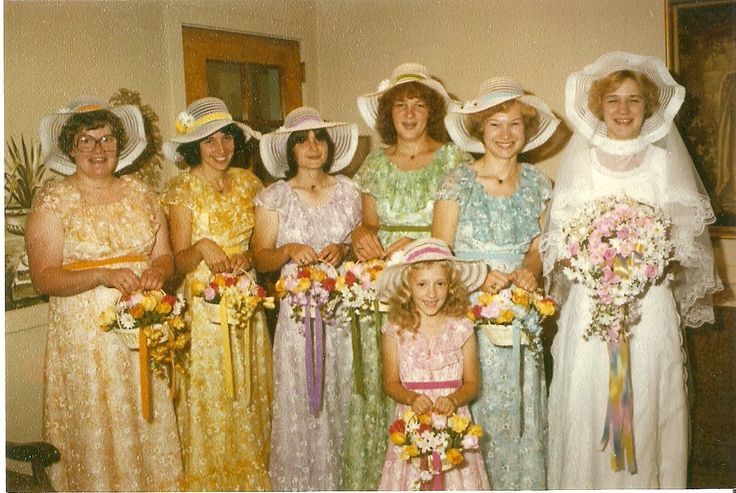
[379,317,490,490]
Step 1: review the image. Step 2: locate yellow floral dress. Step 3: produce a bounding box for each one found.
[161,168,272,491]
[35,177,183,491]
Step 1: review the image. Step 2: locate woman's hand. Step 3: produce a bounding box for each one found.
[102,268,141,296]
[287,243,320,266]
[433,396,456,416]
[510,267,539,292]
[385,236,414,258]
[138,266,168,291]
[410,394,434,415]
[229,252,253,273]
[319,243,347,267]
[351,225,385,261]
[482,270,511,293]
[195,238,231,273]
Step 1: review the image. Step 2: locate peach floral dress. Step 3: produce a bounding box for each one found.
[36,177,182,491]
[161,167,272,491]
[379,317,490,490]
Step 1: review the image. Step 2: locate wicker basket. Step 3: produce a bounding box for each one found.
[479,323,529,347]
[112,327,141,350]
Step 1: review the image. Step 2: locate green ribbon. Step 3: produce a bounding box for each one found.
[350,312,365,397]
[378,224,431,233]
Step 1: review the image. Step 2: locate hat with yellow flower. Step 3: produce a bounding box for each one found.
[163,97,260,162]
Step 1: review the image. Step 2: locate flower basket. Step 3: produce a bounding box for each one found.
[479,322,529,347]
[112,326,141,349]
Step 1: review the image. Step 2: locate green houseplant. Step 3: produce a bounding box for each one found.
[4,136,46,235]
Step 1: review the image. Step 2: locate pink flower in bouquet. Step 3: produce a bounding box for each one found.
[431,413,447,430]
[602,267,620,285]
[461,434,479,450]
[603,247,617,262]
[644,264,658,279]
[203,285,217,302]
[566,240,580,257]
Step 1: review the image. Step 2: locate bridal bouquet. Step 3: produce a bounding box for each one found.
[559,195,673,342]
[389,410,483,490]
[335,259,386,312]
[467,286,556,355]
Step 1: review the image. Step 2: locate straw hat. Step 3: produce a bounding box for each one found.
[259,106,358,178]
[356,63,451,129]
[163,97,260,163]
[38,97,147,176]
[444,77,560,154]
[565,51,685,151]
[376,238,487,301]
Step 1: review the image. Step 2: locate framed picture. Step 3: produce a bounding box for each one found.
[666,0,736,238]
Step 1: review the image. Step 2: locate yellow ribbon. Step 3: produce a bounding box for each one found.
[139,328,153,422]
[176,111,233,135]
[63,254,147,271]
[219,300,235,400]
[612,254,635,279]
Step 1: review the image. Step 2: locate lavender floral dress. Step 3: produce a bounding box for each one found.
[255,176,361,491]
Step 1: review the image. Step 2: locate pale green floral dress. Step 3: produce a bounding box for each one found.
[437,162,552,489]
[341,143,468,490]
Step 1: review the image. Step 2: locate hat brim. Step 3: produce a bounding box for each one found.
[565,51,685,149]
[39,104,147,176]
[357,78,451,130]
[163,120,259,163]
[376,257,487,302]
[259,121,359,179]
[445,94,561,154]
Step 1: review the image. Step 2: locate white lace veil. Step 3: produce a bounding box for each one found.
[540,52,722,327]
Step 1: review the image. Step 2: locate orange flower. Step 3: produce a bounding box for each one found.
[417,414,433,425]
[512,288,530,307]
[496,309,515,324]
[534,297,556,316]
[446,448,464,466]
[130,304,145,320]
[390,432,406,446]
[155,301,172,315]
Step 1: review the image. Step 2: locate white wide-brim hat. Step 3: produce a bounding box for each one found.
[357,62,451,130]
[38,97,147,176]
[566,51,685,152]
[445,77,561,154]
[376,238,487,302]
[259,106,358,179]
[163,97,260,163]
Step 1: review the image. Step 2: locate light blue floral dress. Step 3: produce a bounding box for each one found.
[436,162,552,489]
[341,143,468,490]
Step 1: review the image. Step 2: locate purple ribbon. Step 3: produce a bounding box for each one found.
[304,296,324,416]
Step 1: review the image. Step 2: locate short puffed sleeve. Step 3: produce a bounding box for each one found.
[435,165,468,201]
[160,173,196,212]
[445,317,474,349]
[30,179,69,217]
[253,180,287,211]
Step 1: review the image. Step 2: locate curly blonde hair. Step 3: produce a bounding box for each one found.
[588,70,660,120]
[375,81,449,145]
[387,260,470,334]
[465,99,540,145]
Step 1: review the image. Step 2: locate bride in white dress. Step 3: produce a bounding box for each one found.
[541,52,722,489]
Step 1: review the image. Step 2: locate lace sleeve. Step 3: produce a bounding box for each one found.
[253,180,286,211]
[435,166,464,201]
[30,179,67,217]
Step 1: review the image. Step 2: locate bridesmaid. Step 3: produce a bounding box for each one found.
[434,77,560,489]
[343,63,469,490]
[252,106,361,490]
[161,97,271,490]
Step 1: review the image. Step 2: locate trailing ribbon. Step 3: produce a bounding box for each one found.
[599,328,637,473]
[378,224,431,233]
[304,297,325,416]
[138,328,152,422]
[219,300,235,400]
[63,253,147,271]
[350,313,365,397]
[418,452,444,491]
[511,319,523,436]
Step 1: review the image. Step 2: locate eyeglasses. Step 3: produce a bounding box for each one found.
[75,134,117,153]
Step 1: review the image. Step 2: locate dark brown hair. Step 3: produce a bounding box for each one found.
[57,110,128,160]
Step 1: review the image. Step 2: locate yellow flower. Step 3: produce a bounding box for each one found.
[512,288,530,307]
[467,424,483,437]
[446,448,464,466]
[496,309,515,324]
[335,276,346,291]
[169,315,185,330]
[534,298,556,317]
[191,280,206,296]
[417,413,433,425]
[141,294,157,312]
[99,307,116,329]
[399,444,420,461]
[478,291,494,305]
[402,409,416,423]
[309,268,326,282]
[155,301,172,315]
[390,432,406,446]
[296,277,311,292]
[448,414,470,433]
[262,297,276,310]
[274,279,286,298]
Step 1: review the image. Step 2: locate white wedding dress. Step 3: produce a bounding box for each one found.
[547,144,689,488]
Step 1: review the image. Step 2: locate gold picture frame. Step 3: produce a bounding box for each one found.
[666,0,736,238]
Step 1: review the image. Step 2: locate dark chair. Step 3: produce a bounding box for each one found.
[6,441,60,492]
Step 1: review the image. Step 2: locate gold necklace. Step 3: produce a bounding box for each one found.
[476,164,517,185]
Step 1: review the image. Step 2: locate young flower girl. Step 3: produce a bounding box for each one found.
[377,238,490,490]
